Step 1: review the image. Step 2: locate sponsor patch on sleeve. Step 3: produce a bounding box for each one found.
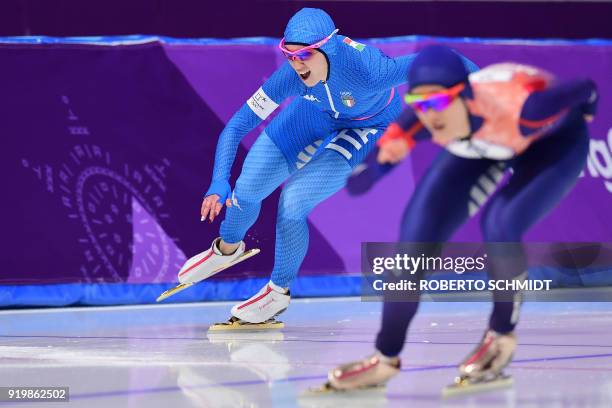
[247,87,279,120]
[343,37,366,52]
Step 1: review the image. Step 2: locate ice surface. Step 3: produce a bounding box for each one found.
[0,298,611,407]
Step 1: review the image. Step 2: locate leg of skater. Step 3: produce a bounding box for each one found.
[457,114,590,387]
[230,149,353,324]
[177,132,290,285]
[327,151,500,390]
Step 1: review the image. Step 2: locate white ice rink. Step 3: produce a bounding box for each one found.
[1,298,611,407]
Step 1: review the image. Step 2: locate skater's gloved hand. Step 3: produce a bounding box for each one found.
[201,194,232,223]
[203,180,233,222]
[377,138,410,164]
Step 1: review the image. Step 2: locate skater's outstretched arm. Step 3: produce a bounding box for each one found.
[202,63,304,221]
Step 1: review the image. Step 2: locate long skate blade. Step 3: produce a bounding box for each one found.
[157,248,260,302]
[299,382,387,408]
[303,382,385,395]
[156,282,194,302]
[303,382,336,395]
[442,375,513,398]
[208,319,284,332]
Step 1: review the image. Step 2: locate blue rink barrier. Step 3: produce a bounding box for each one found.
[0,275,363,307]
[1,267,610,307]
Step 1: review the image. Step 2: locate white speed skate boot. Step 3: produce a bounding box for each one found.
[178,237,247,284]
[443,330,516,398]
[156,237,259,302]
[209,281,290,331]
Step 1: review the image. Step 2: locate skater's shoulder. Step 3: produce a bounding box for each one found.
[333,45,393,90]
[336,37,378,70]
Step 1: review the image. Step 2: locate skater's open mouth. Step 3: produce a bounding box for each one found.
[299,70,311,80]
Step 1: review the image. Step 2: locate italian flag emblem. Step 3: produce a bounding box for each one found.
[341,92,356,108]
[343,37,366,52]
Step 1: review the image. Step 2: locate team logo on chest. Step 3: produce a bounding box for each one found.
[341,91,356,108]
[303,94,321,103]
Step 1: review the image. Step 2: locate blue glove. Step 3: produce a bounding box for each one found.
[205,179,231,204]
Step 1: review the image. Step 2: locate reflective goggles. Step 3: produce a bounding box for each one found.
[405,83,465,113]
[278,29,339,61]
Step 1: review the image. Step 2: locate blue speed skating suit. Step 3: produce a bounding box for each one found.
[205,8,477,287]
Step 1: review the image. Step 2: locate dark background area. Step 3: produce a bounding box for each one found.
[1,0,611,40]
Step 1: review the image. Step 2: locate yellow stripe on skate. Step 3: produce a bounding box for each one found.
[442,375,513,398]
[155,282,194,302]
[302,382,386,396]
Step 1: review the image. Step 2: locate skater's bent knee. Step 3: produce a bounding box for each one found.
[232,182,266,204]
[278,199,310,221]
[277,186,315,220]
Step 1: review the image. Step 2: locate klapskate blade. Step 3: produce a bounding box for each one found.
[156,248,260,302]
[442,375,513,398]
[208,320,284,332]
[303,382,386,396]
[156,282,194,302]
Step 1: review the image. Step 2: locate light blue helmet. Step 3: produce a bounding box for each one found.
[283,8,338,56]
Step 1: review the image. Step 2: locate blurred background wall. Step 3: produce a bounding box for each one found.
[1,0,611,40]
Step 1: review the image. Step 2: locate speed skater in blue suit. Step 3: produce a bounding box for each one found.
[175,8,479,327]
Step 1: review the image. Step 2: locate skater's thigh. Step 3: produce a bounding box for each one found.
[233,131,291,202]
[279,150,352,218]
[482,119,589,240]
[266,99,333,171]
